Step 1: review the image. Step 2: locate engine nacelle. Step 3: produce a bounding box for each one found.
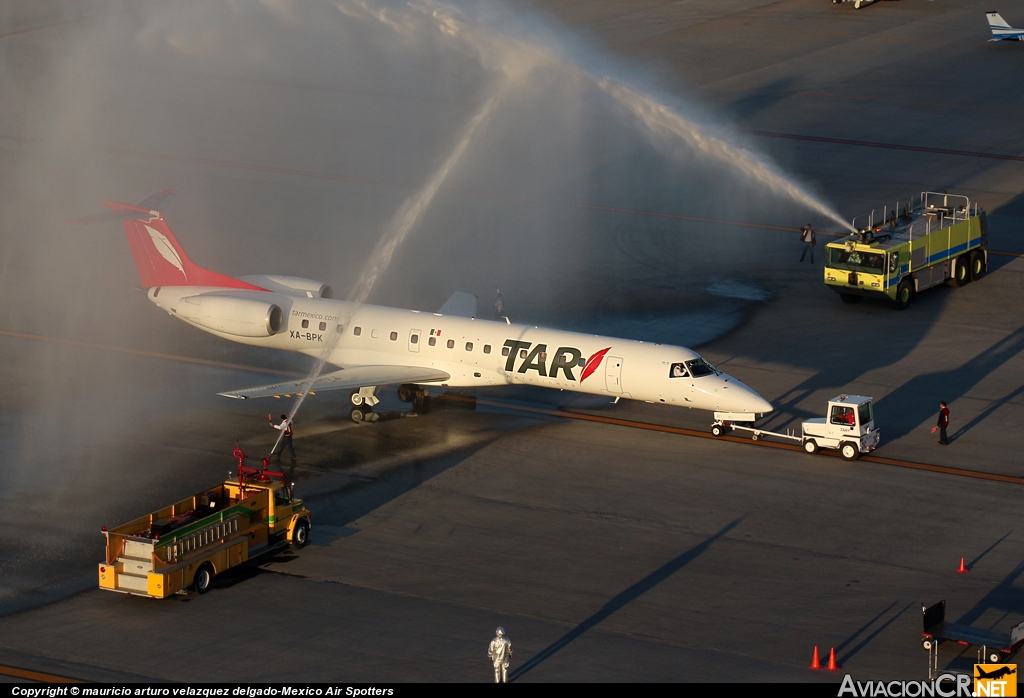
[237,275,332,299]
[177,295,284,337]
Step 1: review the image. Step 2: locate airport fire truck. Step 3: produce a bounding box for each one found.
[98,452,311,598]
[712,394,880,460]
[824,191,987,308]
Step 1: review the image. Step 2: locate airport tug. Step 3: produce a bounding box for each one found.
[98,451,311,598]
[824,191,987,309]
[712,395,881,461]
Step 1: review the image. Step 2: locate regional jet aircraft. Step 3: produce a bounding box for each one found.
[82,195,772,421]
[987,12,1024,41]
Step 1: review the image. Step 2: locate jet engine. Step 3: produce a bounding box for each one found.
[237,275,332,299]
[177,295,284,337]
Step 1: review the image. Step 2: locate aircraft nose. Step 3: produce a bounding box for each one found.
[720,375,773,414]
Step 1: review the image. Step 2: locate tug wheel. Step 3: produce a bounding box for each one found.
[970,251,985,282]
[193,563,214,594]
[953,255,970,287]
[840,442,860,461]
[803,439,819,454]
[711,424,725,437]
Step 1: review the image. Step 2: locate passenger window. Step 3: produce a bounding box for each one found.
[466,342,473,351]
[578,357,586,367]
[520,349,527,359]
[502,347,510,357]
[483,345,491,354]
[447,339,455,349]
[390,331,398,341]
[371,329,380,338]
[353,326,361,336]
[301,319,309,329]
[830,406,856,426]
[410,334,419,344]
[669,363,687,378]
[428,336,436,346]
[336,325,344,333]
[539,352,546,362]
[319,322,326,332]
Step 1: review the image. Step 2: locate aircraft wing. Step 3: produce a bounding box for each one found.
[438,291,477,318]
[218,365,450,400]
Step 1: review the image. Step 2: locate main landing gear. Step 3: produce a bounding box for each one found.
[398,383,432,415]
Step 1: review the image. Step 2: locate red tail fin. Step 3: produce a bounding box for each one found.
[103,201,264,290]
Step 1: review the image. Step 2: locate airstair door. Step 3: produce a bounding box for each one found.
[408,329,421,353]
[605,356,624,394]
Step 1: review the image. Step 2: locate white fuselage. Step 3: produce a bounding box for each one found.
[148,286,772,414]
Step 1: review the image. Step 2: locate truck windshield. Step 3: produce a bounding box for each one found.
[858,401,872,426]
[828,248,885,273]
[685,358,717,377]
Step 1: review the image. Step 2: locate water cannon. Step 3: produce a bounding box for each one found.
[855,226,891,244]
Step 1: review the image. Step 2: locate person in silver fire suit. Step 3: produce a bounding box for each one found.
[488,627,512,683]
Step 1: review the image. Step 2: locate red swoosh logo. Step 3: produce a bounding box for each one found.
[580,347,611,383]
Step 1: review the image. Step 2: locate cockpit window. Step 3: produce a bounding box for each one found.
[669,363,689,378]
[685,358,717,378]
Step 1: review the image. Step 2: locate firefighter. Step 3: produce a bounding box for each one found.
[799,224,816,263]
[931,402,950,445]
[488,627,512,683]
[269,414,296,459]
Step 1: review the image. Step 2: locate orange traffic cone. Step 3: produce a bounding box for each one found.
[826,647,839,671]
[958,557,968,574]
[809,646,821,669]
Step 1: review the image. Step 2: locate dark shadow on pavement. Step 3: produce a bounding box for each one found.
[838,602,912,666]
[509,517,742,681]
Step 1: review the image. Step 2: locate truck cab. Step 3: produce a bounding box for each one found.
[802,394,881,460]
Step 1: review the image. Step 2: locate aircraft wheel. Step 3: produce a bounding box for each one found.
[953,255,970,287]
[397,385,414,403]
[413,393,432,415]
[889,279,914,310]
[350,392,364,406]
[839,293,862,304]
[350,406,369,423]
[803,439,819,454]
[970,250,985,281]
[193,563,214,594]
[711,424,725,437]
[840,442,860,461]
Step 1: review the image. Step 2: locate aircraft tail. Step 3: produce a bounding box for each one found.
[87,199,265,290]
[987,11,1011,28]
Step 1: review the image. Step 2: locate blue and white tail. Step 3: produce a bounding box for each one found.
[986,11,1024,40]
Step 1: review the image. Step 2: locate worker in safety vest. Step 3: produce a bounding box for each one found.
[488,627,513,683]
[269,414,296,459]
[799,224,816,263]
[931,402,950,445]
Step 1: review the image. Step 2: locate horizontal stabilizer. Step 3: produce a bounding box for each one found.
[67,190,174,224]
[438,291,477,318]
[218,365,450,400]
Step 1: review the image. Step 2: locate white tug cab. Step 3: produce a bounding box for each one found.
[712,394,881,461]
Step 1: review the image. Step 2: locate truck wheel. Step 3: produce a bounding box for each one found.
[989,651,1001,663]
[840,442,860,461]
[970,251,985,281]
[889,279,914,310]
[711,424,725,437]
[922,639,933,650]
[803,439,819,454]
[193,563,214,594]
[953,255,970,287]
[293,519,310,548]
[839,293,862,304]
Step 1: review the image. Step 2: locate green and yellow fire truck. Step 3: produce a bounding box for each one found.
[824,191,987,309]
[98,453,311,598]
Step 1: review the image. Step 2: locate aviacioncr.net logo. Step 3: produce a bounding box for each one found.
[838,673,973,697]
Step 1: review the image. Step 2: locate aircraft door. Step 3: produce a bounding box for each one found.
[408,329,421,353]
[605,356,623,394]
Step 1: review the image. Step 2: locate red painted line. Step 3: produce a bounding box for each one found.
[0,663,84,683]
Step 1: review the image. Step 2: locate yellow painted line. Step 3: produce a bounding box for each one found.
[456,396,1024,488]
[0,663,84,683]
[0,329,301,377]
[625,0,815,53]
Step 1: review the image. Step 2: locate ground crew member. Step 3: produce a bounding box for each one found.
[931,402,950,445]
[488,627,512,683]
[269,414,296,459]
[799,224,816,263]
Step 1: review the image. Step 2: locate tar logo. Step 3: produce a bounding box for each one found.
[502,340,610,382]
[975,664,1017,697]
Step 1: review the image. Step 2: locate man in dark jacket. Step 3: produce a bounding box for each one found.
[799,224,816,263]
[931,402,950,445]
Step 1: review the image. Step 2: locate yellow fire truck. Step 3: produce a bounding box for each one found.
[824,191,987,309]
[98,452,311,598]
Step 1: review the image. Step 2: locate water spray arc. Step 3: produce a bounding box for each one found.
[269,89,504,456]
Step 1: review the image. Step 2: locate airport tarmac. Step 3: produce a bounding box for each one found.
[3,0,1024,683]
